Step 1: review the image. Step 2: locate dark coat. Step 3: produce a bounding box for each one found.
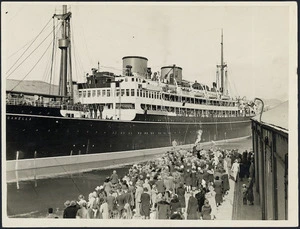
[221,173,230,192]
[123,192,132,205]
[195,190,206,212]
[63,206,78,218]
[170,198,181,214]
[196,172,204,188]
[207,173,214,183]
[214,180,223,204]
[176,186,186,208]
[157,201,171,219]
[249,162,255,179]
[140,192,151,217]
[191,172,197,187]
[116,193,126,211]
[203,170,209,182]
[201,205,212,220]
[247,179,254,202]
[187,196,199,220]
[184,171,192,186]
[156,180,165,193]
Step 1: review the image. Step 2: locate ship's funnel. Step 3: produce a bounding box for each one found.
[122,56,148,78]
[161,66,182,85]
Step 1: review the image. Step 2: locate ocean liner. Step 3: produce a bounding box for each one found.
[6,5,255,172]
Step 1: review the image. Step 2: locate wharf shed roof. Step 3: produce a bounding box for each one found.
[251,101,288,134]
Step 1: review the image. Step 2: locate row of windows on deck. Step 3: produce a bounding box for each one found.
[78,88,235,107]
[141,103,239,117]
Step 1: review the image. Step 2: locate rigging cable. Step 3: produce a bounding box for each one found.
[10,24,62,92]
[227,69,239,98]
[10,40,53,92]
[71,19,86,83]
[6,21,61,79]
[8,38,36,59]
[6,17,52,74]
[41,42,53,83]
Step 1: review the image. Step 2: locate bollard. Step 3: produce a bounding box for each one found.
[70,150,73,156]
[15,151,20,190]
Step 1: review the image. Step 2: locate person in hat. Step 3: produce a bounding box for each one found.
[195,185,206,213]
[116,190,126,218]
[231,159,240,182]
[99,198,109,219]
[156,176,165,194]
[77,194,86,206]
[242,184,248,205]
[196,167,204,189]
[249,159,255,180]
[143,178,151,194]
[111,170,119,185]
[214,176,223,207]
[157,195,171,219]
[63,200,78,218]
[207,168,214,184]
[205,185,216,219]
[76,202,88,219]
[103,177,113,196]
[247,178,254,205]
[184,169,192,193]
[106,190,116,218]
[151,184,158,210]
[201,200,212,220]
[148,175,156,188]
[135,182,143,217]
[169,194,181,215]
[186,192,199,220]
[140,187,151,219]
[123,201,133,219]
[176,183,186,212]
[221,168,230,195]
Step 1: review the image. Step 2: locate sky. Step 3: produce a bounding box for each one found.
[2,2,296,101]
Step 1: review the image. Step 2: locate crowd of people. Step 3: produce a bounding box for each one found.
[47,145,255,220]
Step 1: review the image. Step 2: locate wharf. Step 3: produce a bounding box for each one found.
[232,178,262,220]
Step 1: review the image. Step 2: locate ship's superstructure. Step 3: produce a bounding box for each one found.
[75,55,247,123]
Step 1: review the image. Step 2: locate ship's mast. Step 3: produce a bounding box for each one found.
[54,5,72,99]
[217,29,227,95]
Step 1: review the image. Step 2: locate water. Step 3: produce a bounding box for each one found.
[6,136,252,218]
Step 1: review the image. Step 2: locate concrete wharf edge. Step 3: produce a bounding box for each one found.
[6,136,250,183]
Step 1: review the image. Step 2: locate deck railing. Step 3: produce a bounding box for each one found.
[6,98,87,111]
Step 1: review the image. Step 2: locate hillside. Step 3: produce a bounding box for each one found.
[6,79,59,95]
[263,98,284,111]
